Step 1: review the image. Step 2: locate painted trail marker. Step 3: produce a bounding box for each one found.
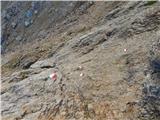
[49,72,57,81]
[124,48,127,52]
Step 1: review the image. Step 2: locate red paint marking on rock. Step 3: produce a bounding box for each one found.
[49,72,57,81]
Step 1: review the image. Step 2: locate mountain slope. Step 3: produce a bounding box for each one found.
[1,1,160,120]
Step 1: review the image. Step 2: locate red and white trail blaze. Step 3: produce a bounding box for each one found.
[49,72,57,81]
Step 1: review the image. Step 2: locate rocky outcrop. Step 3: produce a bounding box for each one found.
[140,39,160,120]
[2,67,63,120]
[30,58,56,69]
[1,1,94,53]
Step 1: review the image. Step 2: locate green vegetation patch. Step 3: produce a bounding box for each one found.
[144,1,157,6]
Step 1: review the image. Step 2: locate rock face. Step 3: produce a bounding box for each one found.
[1,1,85,53]
[2,68,63,120]
[140,39,160,120]
[1,1,160,120]
[30,58,56,69]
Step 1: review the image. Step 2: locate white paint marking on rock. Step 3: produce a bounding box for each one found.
[124,48,127,52]
[80,73,84,77]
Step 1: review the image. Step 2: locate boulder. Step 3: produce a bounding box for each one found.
[34,10,38,15]
[26,10,33,18]
[24,20,30,27]
[11,22,17,29]
[15,36,22,41]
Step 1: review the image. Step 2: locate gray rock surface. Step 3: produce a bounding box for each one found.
[30,58,55,69]
[2,68,63,120]
[1,1,90,53]
[15,36,22,41]
[1,1,160,120]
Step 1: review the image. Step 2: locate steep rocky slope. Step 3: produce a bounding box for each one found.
[1,1,160,120]
[1,1,95,53]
